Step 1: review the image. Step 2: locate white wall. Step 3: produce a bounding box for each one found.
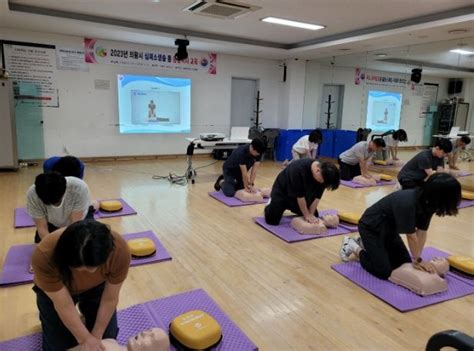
[1,28,284,157]
[303,63,450,146]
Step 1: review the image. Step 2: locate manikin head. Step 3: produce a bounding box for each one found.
[311,161,340,190]
[249,138,266,157]
[127,328,170,351]
[432,139,453,158]
[369,138,386,152]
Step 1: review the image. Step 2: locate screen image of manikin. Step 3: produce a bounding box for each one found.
[117,74,191,134]
[366,90,402,132]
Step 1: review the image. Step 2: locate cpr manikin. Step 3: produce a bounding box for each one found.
[352,174,381,186]
[388,258,449,296]
[234,187,271,202]
[290,214,339,235]
[68,328,169,351]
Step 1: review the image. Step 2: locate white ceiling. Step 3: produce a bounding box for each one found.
[1,0,474,76]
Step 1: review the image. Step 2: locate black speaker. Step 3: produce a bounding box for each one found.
[411,68,422,83]
[448,79,463,94]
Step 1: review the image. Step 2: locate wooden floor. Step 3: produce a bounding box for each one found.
[1,151,473,350]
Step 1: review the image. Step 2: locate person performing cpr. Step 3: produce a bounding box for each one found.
[339,173,461,279]
[32,220,131,351]
[264,159,340,225]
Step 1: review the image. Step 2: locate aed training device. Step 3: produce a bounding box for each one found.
[461,190,474,200]
[99,200,123,212]
[199,133,225,142]
[127,238,157,258]
[338,212,361,225]
[379,173,393,181]
[169,310,223,350]
[447,256,474,278]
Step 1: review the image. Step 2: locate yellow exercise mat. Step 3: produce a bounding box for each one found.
[99,200,123,212]
[338,212,361,225]
[447,256,474,277]
[373,160,388,165]
[170,310,222,350]
[127,238,157,258]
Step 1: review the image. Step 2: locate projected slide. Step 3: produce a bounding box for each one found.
[366,91,402,131]
[117,74,191,133]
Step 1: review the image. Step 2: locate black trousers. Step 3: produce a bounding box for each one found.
[33,283,118,351]
[338,159,361,181]
[221,168,245,197]
[34,206,96,243]
[264,194,319,225]
[398,178,425,190]
[358,222,412,280]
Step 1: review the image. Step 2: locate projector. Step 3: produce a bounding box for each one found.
[200,133,225,142]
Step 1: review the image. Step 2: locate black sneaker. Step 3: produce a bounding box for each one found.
[214,175,224,191]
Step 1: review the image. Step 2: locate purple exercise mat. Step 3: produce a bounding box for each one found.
[0,231,171,286]
[340,179,396,188]
[13,199,138,228]
[458,199,474,209]
[331,247,474,312]
[94,198,137,218]
[456,170,472,177]
[0,289,257,351]
[124,231,172,267]
[146,289,257,351]
[0,244,35,286]
[254,209,351,243]
[208,191,267,207]
[14,208,35,228]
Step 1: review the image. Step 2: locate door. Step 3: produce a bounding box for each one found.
[319,85,344,129]
[15,82,45,160]
[231,78,257,131]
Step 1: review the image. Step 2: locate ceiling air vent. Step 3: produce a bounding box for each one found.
[184,0,261,19]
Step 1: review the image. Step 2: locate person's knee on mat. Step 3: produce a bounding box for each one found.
[264,206,281,226]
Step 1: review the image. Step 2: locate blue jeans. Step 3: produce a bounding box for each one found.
[33,282,118,351]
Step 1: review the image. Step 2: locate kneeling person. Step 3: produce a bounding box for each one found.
[338,139,385,180]
[265,159,340,225]
[32,220,131,351]
[214,138,266,197]
[27,173,95,243]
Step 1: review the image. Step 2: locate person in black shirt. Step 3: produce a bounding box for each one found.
[214,138,266,197]
[264,160,340,225]
[397,139,452,189]
[339,173,461,279]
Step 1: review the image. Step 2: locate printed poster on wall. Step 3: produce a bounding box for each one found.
[56,47,88,72]
[3,42,59,107]
[84,38,217,75]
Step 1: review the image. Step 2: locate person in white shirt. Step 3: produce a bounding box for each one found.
[26,172,94,243]
[338,139,386,180]
[383,129,407,160]
[448,136,471,170]
[284,130,323,166]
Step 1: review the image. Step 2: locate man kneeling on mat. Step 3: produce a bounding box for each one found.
[32,220,131,351]
[339,173,461,280]
[264,159,340,225]
[214,138,266,197]
[27,172,96,243]
[338,138,385,181]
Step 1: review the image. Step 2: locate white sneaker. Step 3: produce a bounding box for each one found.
[340,236,361,262]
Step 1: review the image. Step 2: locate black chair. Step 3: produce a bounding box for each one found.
[426,330,474,351]
[261,128,280,161]
[356,128,372,142]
